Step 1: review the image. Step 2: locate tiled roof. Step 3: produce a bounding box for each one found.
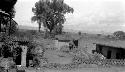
[94,40,125,48]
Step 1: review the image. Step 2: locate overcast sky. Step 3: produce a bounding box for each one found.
[14,0,125,33]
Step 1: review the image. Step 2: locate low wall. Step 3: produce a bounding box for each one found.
[73,58,125,67]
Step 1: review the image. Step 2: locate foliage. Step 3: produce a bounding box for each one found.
[90,52,106,60]
[53,23,63,35]
[0,17,18,35]
[0,0,18,35]
[78,31,81,35]
[27,39,47,67]
[113,31,125,39]
[9,19,18,35]
[32,56,41,67]
[14,30,34,41]
[0,36,21,58]
[0,0,17,17]
[0,57,16,70]
[31,0,74,33]
[26,30,38,36]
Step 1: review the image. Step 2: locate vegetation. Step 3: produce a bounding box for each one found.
[53,24,63,35]
[0,0,17,17]
[0,0,18,36]
[78,31,81,35]
[0,0,23,68]
[113,31,125,39]
[31,0,74,35]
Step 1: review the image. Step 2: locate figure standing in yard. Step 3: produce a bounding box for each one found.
[69,41,73,50]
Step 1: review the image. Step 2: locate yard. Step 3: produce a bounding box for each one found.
[43,50,73,64]
[44,67,125,72]
[26,66,125,72]
[25,47,125,72]
[7,34,125,72]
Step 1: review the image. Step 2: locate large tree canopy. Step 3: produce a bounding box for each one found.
[32,0,74,33]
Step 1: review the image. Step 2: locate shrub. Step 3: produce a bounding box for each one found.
[32,56,41,67]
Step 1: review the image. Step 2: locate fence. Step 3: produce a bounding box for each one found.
[43,63,79,70]
[41,58,125,70]
[72,57,125,67]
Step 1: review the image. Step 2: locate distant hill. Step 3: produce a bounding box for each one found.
[18,25,112,35]
[18,25,79,33]
[63,24,113,35]
[18,25,38,30]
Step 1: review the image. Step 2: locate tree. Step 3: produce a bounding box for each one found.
[0,0,18,58]
[0,0,18,35]
[31,0,74,33]
[6,19,18,35]
[53,23,63,35]
[113,31,125,39]
[78,31,81,35]
[0,0,17,17]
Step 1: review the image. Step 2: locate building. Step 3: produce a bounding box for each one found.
[54,34,81,50]
[74,33,125,59]
[54,38,71,50]
[0,39,29,67]
[93,41,125,59]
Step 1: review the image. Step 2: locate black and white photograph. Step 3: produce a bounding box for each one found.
[0,0,125,72]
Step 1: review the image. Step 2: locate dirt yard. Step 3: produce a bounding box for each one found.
[26,67,125,72]
[26,34,125,72]
[25,48,125,72]
[43,50,73,64]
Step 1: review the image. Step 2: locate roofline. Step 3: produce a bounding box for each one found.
[58,40,70,42]
[93,43,125,49]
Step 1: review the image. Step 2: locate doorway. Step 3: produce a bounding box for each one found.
[116,53,120,59]
[14,47,22,65]
[107,50,112,59]
[15,54,21,65]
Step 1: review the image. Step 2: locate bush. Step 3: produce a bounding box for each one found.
[113,31,125,39]
[32,57,48,67]
[32,57,41,67]
[0,57,16,70]
[90,53,106,60]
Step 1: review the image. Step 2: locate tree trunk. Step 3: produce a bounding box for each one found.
[49,29,52,34]
[38,23,41,32]
[38,27,40,32]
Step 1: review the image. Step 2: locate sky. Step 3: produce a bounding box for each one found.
[14,0,125,33]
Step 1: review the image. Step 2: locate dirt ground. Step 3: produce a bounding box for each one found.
[26,35,125,72]
[26,67,125,72]
[43,50,73,64]
[26,49,125,72]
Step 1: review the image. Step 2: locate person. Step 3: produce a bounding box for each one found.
[68,40,72,50]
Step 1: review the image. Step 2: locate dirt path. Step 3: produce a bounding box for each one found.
[43,67,125,72]
[26,67,125,72]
